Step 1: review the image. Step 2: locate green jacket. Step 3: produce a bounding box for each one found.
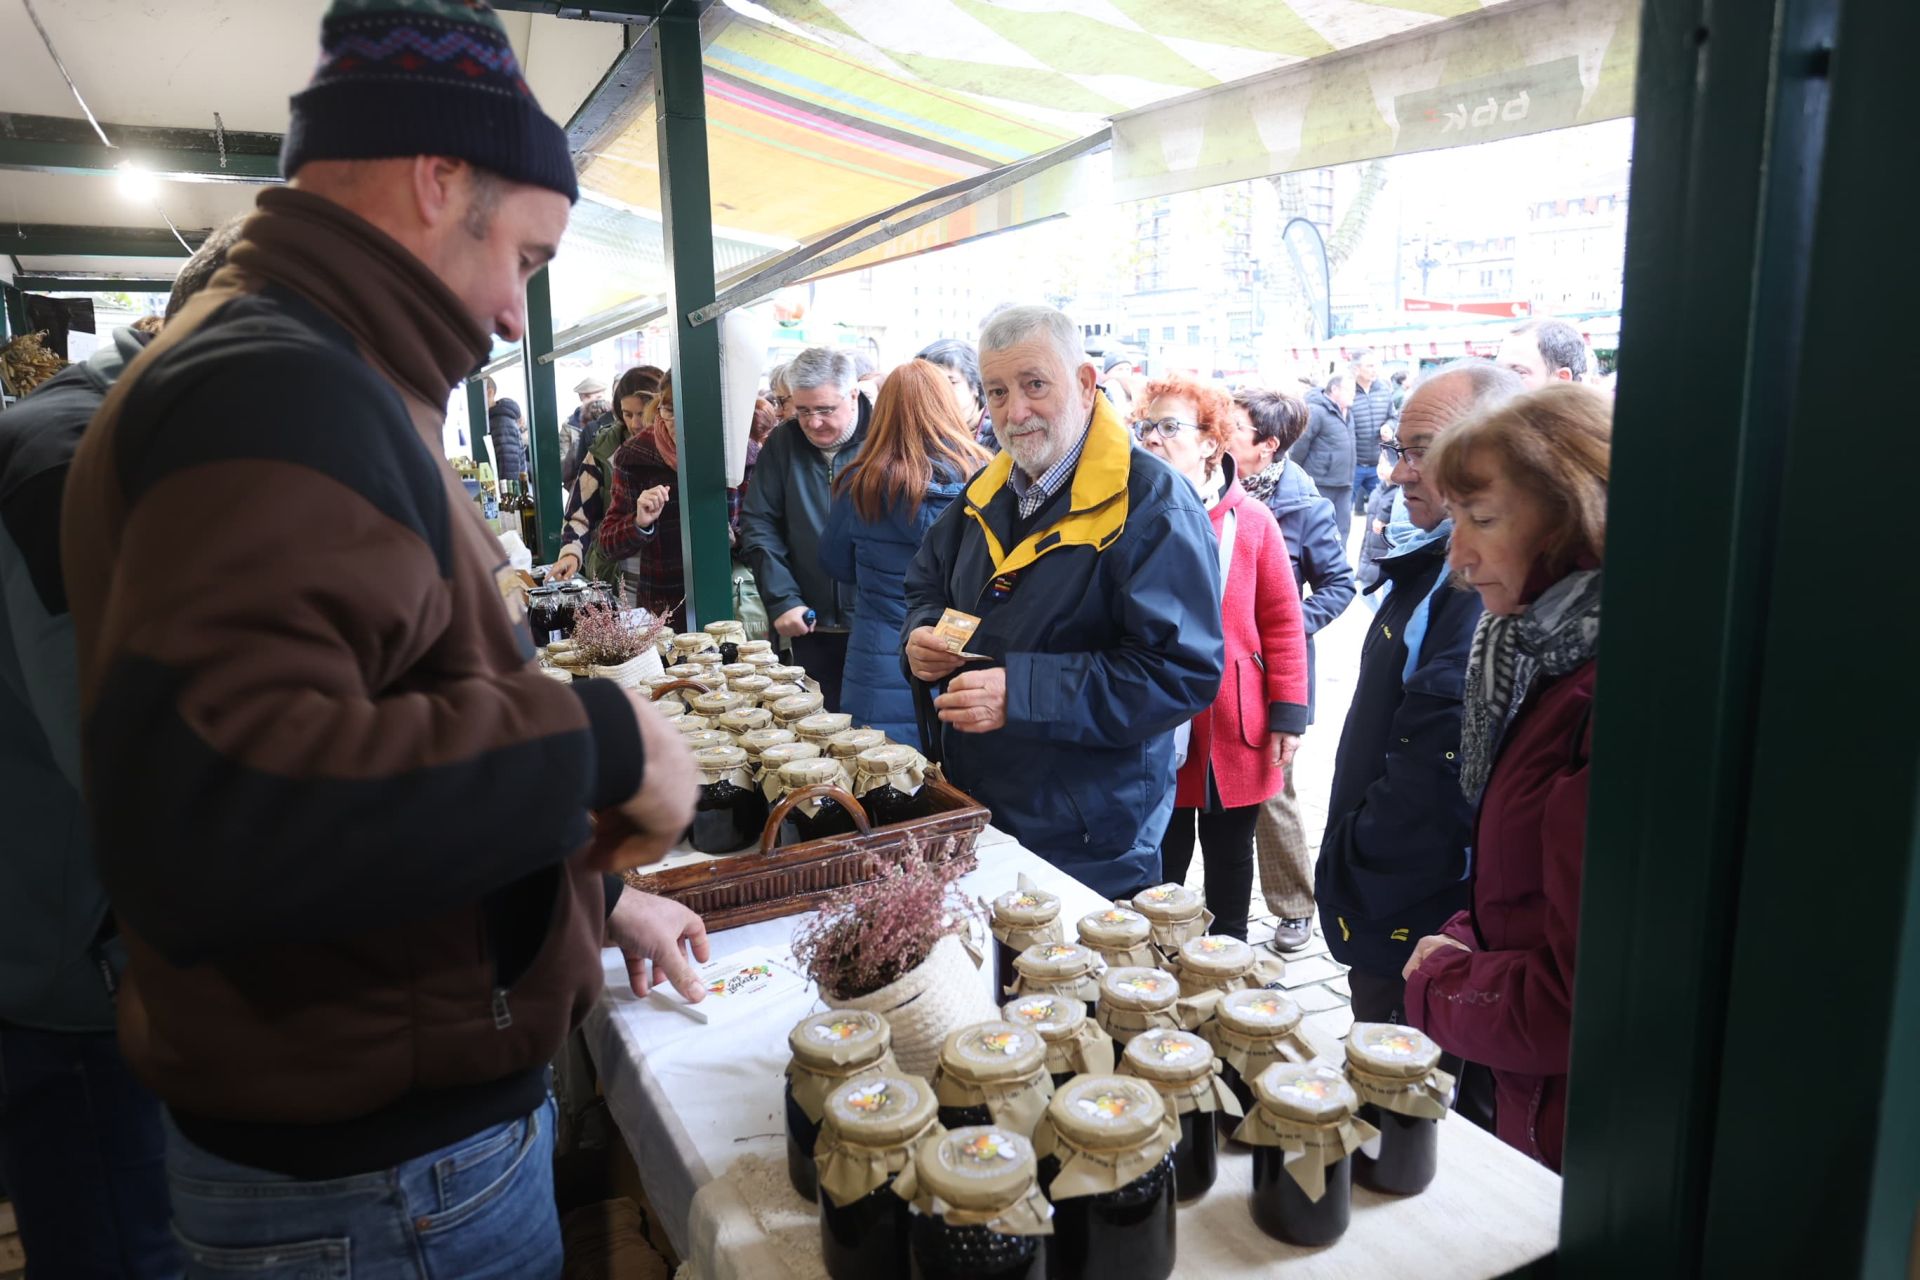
[581,419,629,586]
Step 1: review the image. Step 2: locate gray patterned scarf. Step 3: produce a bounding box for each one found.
[1239,460,1285,505]
[1459,568,1603,799]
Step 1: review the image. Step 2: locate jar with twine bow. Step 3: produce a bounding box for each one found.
[737,728,800,776]
[827,728,889,761]
[670,632,721,667]
[1076,906,1156,970]
[1204,988,1315,1118]
[896,1127,1053,1280]
[1175,934,1285,1001]
[687,744,765,854]
[1236,1063,1379,1247]
[767,757,857,846]
[664,712,712,734]
[1010,942,1102,1018]
[1344,1022,1454,1197]
[1129,884,1214,963]
[784,1009,899,1204]
[770,691,827,728]
[1002,993,1115,1088]
[852,744,934,827]
[988,878,1063,999]
[1096,967,1212,1047]
[714,706,773,738]
[689,689,749,721]
[1032,1075,1179,1280]
[795,711,855,747]
[736,638,775,660]
[1119,1028,1241,1202]
[814,1074,942,1280]
[931,1021,1055,1138]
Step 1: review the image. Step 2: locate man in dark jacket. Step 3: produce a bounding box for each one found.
[1290,376,1355,552]
[740,345,869,710]
[1315,361,1524,1030]
[1348,349,1396,512]
[58,3,702,1268]
[904,306,1223,898]
[1229,388,1356,952]
[484,375,526,480]
[0,218,241,1275]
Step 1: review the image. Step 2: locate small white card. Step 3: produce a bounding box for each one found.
[646,947,808,1026]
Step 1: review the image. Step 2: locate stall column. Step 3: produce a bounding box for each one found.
[522,267,564,563]
[2,283,25,343]
[654,1,731,626]
[465,377,492,475]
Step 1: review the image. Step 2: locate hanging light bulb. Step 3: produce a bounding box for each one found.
[116,160,157,202]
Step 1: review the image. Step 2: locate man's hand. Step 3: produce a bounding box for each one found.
[905,626,965,683]
[586,689,697,871]
[550,551,581,582]
[1270,732,1300,772]
[636,485,671,527]
[773,605,814,639]
[1401,933,1471,982]
[606,885,711,1001]
[936,668,1007,733]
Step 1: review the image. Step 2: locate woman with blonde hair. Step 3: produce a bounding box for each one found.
[1402,381,1610,1171]
[820,359,992,742]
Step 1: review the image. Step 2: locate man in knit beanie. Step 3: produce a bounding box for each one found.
[59,4,704,1273]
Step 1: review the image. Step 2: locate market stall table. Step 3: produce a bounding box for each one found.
[583,827,1561,1279]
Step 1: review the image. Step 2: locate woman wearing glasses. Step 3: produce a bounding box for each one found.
[1134,373,1310,940]
[552,364,660,588]
[820,359,992,743]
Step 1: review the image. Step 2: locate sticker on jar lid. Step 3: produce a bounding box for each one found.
[1110,971,1168,997]
[1348,1022,1442,1075]
[1194,936,1236,955]
[1095,908,1142,925]
[973,1027,1029,1056]
[995,888,1056,913]
[1009,996,1061,1024]
[843,1079,897,1114]
[1142,1032,1199,1063]
[1038,943,1078,961]
[1138,887,1177,904]
[955,1129,1021,1167]
[1256,1063,1358,1121]
[811,1015,873,1043]
[1003,994,1083,1036]
[1223,989,1300,1028]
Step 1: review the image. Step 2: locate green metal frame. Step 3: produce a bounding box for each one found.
[653,2,731,624]
[490,0,702,20]
[0,112,282,184]
[2,283,26,341]
[466,378,492,476]
[522,268,565,562]
[9,225,198,258]
[15,275,175,294]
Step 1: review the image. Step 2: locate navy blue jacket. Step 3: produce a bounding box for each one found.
[903,403,1224,897]
[0,327,148,1031]
[1290,389,1352,489]
[488,397,525,481]
[820,464,966,744]
[1315,532,1482,979]
[1253,460,1356,724]
[740,399,870,631]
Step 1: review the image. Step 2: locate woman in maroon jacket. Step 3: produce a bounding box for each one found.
[1136,372,1309,940]
[1402,383,1610,1171]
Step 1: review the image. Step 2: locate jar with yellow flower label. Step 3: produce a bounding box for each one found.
[1205,988,1313,1118]
[1119,1029,1240,1202]
[1010,942,1102,1020]
[785,1010,898,1203]
[902,1127,1050,1280]
[989,884,1063,999]
[1236,1063,1377,1246]
[1032,1075,1177,1280]
[1075,907,1156,970]
[1344,1022,1453,1196]
[815,1074,940,1280]
[1000,994,1115,1091]
[931,1022,1053,1136]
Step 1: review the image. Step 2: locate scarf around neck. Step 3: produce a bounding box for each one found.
[1459,568,1603,799]
[1240,459,1284,504]
[226,187,491,408]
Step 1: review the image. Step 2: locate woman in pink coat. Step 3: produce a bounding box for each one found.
[1136,373,1310,939]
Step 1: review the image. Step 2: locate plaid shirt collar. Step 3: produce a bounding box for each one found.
[1007,413,1093,519]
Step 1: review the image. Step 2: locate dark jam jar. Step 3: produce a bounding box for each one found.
[1344,1022,1452,1197]
[852,745,935,828]
[1002,993,1113,1092]
[1120,1029,1223,1202]
[688,745,766,854]
[770,759,857,846]
[1034,1076,1177,1280]
[670,634,719,668]
[988,885,1064,999]
[1243,1063,1374,1248]
[932,1022,1052,1138]
[905,1128,1048,1280]
[528,586,565,643]
[785,1011,896,1204]
[1206,988,1311,1119]
[815,1075,939,1280]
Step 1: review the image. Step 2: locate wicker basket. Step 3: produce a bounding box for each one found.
[621,775,989,931]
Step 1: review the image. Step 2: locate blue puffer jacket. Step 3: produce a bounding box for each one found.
[819,463,967,744]
[903,400,1224,897]
[1249,459,1356,724]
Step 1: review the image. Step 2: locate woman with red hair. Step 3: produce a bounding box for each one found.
[1135,372,1310,939]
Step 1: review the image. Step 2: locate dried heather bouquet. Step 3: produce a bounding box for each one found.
[791,841,980,999]
[571,602,667,666]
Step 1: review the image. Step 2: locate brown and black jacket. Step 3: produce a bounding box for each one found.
[60,187,644,1177]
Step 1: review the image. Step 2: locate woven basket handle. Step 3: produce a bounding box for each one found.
[759,784,872,855]
[649,677,712,700]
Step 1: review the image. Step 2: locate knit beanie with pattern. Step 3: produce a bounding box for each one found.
[280,0,578,202]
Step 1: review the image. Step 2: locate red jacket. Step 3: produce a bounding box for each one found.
[1406,659,1596,1172]
[1174,476,1309,809]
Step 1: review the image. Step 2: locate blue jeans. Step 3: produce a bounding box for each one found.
[165,1097,561,1280]
[0,1024,182,1278]
[1354,465,1381,510]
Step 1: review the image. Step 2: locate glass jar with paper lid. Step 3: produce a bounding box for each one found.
[729,673,777,704]
[827,727,889,762]
[771,691,827,729]
[1010,942,1102,1020]
[899,1127,1051,1280]
[689,689,749,722]
[988,881,1064,1000]
[795,711,855,748]
[1095,968,1206,1048]
[736,638,775,661]
[1344,1022,1454,1196]
[738,728,801,777]
[1118,1029,1240,1202]
[687,745,766,854]
[786,1010,899,1203]
[1032,1075,1178,1280]
[1076,906,1156,971]
[1205,988,1314,1118]
[1001,993,1115,1090]
[1175,934,1283,1001]
[715,705,774,738]
[814,1074,941,1280]
[766,757,858,846]
[931,1021,1053,1136]
[670,632,720,667]
[850,744,933,828]
[1236,1063,1378,1246]
[1129,884,1213,964]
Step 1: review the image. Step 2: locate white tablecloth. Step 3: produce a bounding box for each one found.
[582,828,1561,1279]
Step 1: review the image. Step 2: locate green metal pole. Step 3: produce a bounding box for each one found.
[654,2,732,626]
[465,377,492,474]
[2,283,26,342]
[522,269,564,563]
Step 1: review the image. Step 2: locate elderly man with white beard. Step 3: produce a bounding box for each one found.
[902,306,1224,897]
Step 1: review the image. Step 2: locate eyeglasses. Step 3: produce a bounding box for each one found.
[1131,417,1200,441]
[793,404,844,422]
[1383,438,1430,467]
[654,401,675,421]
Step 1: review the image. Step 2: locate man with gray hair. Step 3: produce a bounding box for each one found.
[1495,318,1588,390]
[903,305,1223,898]
[740,344,870,707]
[1315,361,1525,1087]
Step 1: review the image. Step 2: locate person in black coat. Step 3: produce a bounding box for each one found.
[1290,377,1354,552]
[483,376,525,481]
